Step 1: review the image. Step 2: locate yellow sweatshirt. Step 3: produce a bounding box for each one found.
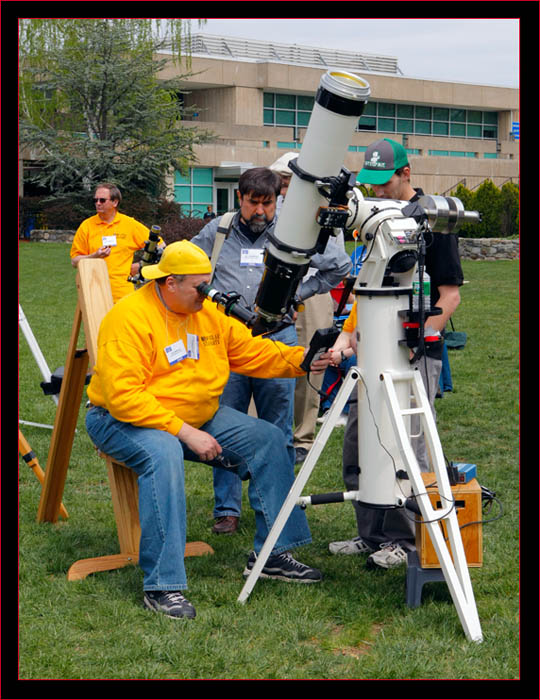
[87,281,305,435]
[71,212,152,303]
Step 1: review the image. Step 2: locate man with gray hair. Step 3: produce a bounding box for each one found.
[70,183,162,303]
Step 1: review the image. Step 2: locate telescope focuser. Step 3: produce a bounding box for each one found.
[196,282,259,330]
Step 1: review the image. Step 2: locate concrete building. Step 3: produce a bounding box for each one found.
[161,34,519,216]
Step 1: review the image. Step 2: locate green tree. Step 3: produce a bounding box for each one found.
[499,181,519,237]
[451,183,478,237]
[471,179,502,238]
[19,18,210,200]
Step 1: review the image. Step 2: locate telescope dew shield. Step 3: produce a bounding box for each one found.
[140,225,162,266]
[417,195,481,233]
[254,70,370,324]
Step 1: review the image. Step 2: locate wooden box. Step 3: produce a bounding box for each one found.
[415,472,483,568]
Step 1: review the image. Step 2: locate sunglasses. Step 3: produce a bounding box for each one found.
[93,197,110,203]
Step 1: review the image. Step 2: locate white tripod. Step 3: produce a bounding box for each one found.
[19,304,58,429]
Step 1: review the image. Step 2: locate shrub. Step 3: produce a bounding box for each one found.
[450,180,519,239]
[19,191,207,243]
[499,182,519,238]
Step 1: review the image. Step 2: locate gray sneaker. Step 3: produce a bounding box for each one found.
[143,590,196,619]
[329,536,374,555]
[367,542,408,570]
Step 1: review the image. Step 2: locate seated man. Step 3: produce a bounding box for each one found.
[85,240,328,620]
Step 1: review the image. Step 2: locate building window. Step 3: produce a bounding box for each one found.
[174,167,214,217]
[378,117,395,132]
[358,116,376,131]
[414,120,431,135]
[277,141,302,150]
[433,122,449,136]
[263,92,314,129]
[264,94,498,141]
[397,104,414,118]
[428,150,477,158]
[356,102,498,140]
[450,123,466,137]
[397,119,414,133]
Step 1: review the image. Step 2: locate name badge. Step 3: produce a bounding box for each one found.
[187,333,199,360]
[240,248,264,266]
[164,339,187,365]
[102,235,117,247]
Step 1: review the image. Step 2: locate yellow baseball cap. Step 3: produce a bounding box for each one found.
[141,240,212,279]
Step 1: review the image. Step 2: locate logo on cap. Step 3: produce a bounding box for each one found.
[367,150,387,169]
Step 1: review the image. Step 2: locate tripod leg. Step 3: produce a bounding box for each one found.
[19,430,69,519]
[37,303,89,523]
[381,371,483,643]
[238,368,360,603]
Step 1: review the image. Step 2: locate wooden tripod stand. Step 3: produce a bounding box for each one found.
[37,259,213,580]
[19,429,68,520]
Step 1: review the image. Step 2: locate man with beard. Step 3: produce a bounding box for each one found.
[191,167,351,534]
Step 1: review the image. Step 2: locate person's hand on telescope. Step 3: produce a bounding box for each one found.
[176,422,222,462]
[305,350,331,374]
[329,328,357,363]
[328,348,344,367]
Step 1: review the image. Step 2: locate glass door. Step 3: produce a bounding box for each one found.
[216,183,238,215]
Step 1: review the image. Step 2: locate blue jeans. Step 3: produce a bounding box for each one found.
[439,341,453,393]
[85,405,311,591]
[213,323,298,519]
[320,355,357,412]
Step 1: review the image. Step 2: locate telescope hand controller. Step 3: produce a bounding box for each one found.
[300,327,340,372]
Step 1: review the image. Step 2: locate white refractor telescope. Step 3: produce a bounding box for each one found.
[247,70,484,643]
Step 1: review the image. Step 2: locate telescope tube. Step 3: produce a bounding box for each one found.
[254,70,370,324]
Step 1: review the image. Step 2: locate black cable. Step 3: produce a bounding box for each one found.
[355,368,456,526]
[457,487,504,531]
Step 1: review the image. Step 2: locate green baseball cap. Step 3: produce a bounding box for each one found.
[357,138,409,185]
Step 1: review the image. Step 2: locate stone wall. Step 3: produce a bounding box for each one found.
[28,229,75,243]
[26,229,519,261]
[458,237,519,261]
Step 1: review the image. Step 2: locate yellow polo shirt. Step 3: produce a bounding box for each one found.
[87,281,306,435]
[342,299,357,334]
[70,212,150,303]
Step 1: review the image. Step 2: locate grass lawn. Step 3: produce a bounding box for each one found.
[16,242,520,681]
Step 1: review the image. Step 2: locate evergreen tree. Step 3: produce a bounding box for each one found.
[452,183,477,237]
[472,180,502,238]
[19,18,210,200]
[499,181,519,237]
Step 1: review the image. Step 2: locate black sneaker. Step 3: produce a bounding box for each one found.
[295,447,309,464]
[143,590,196,619]
[243,551,322,583]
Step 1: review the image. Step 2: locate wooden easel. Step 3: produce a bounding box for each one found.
[37,259,213,580]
